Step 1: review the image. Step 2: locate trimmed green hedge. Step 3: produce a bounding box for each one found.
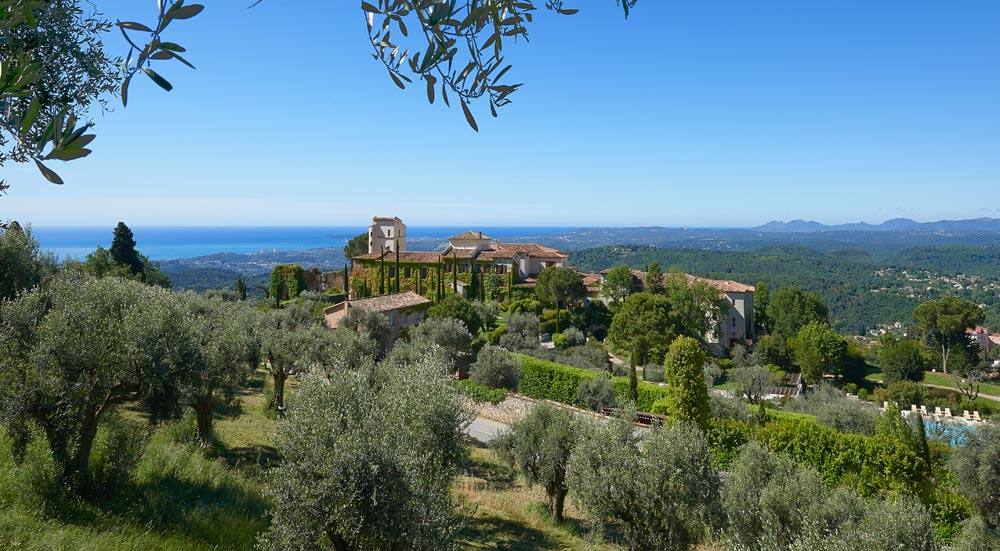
[517,355,667,412]
[705,416,929,498]
[453,380,508,405]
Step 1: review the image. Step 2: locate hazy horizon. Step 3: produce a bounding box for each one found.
[2,1,997,227]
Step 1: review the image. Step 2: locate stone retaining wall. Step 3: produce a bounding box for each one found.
[469,393,609,425]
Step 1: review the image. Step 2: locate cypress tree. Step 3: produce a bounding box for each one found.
[110,221,144,277]
[342,263,348,296]
[394,240,400,293]
[452,252,458,296]
[437,261,443,302]
[628,346,640,404]
[379,251,386,295]
[235,276,247,301]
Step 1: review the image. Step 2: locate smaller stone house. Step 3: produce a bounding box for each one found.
[323,291,432,348]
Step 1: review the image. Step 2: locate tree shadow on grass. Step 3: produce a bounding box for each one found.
[221,444,283,470]
[457,511,558,551]
[462,440,516,492]
[108,472,270,549]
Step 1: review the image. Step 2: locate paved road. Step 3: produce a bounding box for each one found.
[464,416,508,444]
[924,383,1000,403]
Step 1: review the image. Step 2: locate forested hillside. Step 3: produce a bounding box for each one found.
[570,245,1000,334]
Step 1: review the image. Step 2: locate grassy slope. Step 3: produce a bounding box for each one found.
[866,370,1000,398]
[1,369,647,551]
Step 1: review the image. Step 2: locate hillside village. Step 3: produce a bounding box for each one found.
[5,218,1000,551]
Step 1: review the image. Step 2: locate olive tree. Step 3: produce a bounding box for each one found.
[0,222,51,300]
[408,316,472,367]
[178,294,261,445]
[261,352,469,551]
[722,442,937,551]
[948,423,1000,528]
[493,403,581,522]
[1,0,200,189]
[4,1,642,191]
[469,345,520,391]
[260,309,316,414]
[0,273,196,489]
[499,311,540,352]
[567,414,721,551]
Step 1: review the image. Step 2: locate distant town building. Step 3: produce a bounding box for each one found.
[967,326,996,353]
[591,268,755,351]
[323,291,431,351]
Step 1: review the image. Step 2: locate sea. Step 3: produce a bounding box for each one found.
[30,226,577,262]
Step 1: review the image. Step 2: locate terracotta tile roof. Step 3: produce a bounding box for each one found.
[442,247,478,259]
[578,272,602,287]
[494,242,567,259]
[687,274,755,293]
[475,249,515,261]
[341,291,431,313]
[449,230,491,240]
[596,269,753,294]
[354,251,442,263]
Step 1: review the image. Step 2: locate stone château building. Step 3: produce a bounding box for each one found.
[351,216,567,301]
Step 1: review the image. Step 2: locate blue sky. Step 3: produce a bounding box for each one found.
[3,0,998,227]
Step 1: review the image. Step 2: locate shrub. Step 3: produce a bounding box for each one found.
[470,345,521,391]
[568,417,722,551]
[499,312,539,352]
[650,397,670,416]
[506,298,542,315]
[948,423,1000,529]
[706,418,753,468]
[562,326,586,347]
[755,416,928,497]
[552,332,569,350]
[643,363,665,383]
[568,342,611,372]
[576,376,616,411]
[454,379,508,405]
[858,387,870,401]
[882,380,928,407]
[88,417,147,500]
[710,393,753,422]
[0,427,63,515]
[518,355,667,412]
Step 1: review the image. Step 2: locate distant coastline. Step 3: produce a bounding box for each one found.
[31,226,580,262]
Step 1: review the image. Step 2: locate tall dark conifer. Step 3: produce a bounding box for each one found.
[395,240,400,293]
[110,222,144,277]
[379,250,386,295]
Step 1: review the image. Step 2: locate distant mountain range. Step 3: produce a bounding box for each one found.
[753,217,1000,233]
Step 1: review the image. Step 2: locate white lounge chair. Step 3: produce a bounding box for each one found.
[920,405,929,416]
[934,406,942,417]
[945,408,952,418]
[911,404,919,414]
[973,411,982,422]
[883,401,890,411]
[964,410,972,420]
